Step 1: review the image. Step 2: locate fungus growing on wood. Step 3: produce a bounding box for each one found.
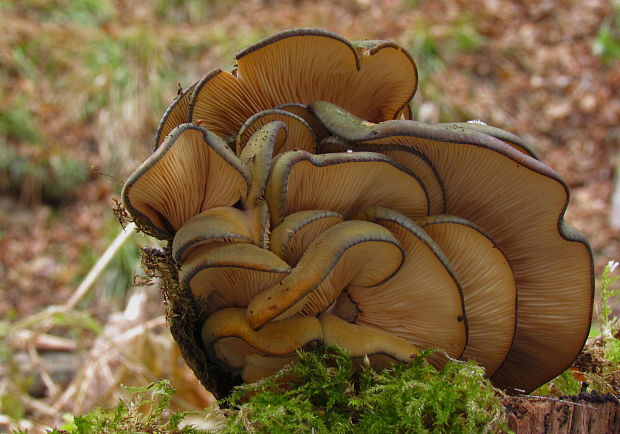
[121,28,594,397]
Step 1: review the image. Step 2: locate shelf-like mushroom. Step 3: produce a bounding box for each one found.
[311,101,594,392]
[265,150,430,226]
[320,314,419,364]
[350,207,467,362]
[237,109,317,156]
[418,215,517,377]
[188,29,417,141]
[202,308,322,370]
[172,207,256,263]
[270,210,344,266]
[154,80,198,149]
[180,243,290,313]
[122,124,249,239]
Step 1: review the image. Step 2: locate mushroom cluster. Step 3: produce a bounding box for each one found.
[121,29,593,395]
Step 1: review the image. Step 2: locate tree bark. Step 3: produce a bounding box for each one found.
[505,393,620,433]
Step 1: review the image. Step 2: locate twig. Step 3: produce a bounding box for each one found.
[65,222,136,310]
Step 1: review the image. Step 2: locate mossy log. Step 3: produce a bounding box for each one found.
[504,393,620,433]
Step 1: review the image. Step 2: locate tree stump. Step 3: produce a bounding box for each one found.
[505,393,620,433]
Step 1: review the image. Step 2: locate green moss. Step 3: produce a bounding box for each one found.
[48,348,507,433]
[220,347,507,433]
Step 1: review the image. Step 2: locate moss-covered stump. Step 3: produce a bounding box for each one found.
[505,394,620,433]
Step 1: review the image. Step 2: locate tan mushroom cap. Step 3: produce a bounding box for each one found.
[311,101,593,392]
[350,207,467,362]
[236,110,317,157]
[172,207,255,264]
[246,220,404,329]
[202,308,322,358]
[318,139,445,215]
[419,215,517,377]
[270,210,344,266]
[265,150,430,226]
[189,29,417,140]
[122,124,249,239]
[320,314,419,363]
[179,243,290,312]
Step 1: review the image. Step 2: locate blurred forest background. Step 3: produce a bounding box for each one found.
[1,0,619,431]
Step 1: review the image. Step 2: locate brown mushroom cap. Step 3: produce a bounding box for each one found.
[270,210,344,266]
[350,207,467,362]
[246,220,404,329]
[439,121,538,159]
[188,29,417,140]
[418,215,517,377]
[265,150,430,226]
[122,124,249,239]
[275,103,330,140]
[180,243,290,313]
[172,207,255,264]
[311,101,593,392]
[318,139,446,215]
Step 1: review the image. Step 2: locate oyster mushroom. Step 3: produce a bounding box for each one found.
[122,124,249,239]
[188,29,417,142]
[350,207,467,362]
[179,243,290,313]
[311,100,594,392]
[265,150,432,226]
[418,215,517,377]
[120,29,593,397]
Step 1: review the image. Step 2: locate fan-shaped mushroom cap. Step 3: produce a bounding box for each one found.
[122,124,249,239]
[172,207,256,263]
[180,243,290,312]
[188,29,417,140]
[320,314,419,363]
[202,308,322,364]
[311,101,594,392]
[265,150,430,226]
[270,210,344,266]
[246,220,404,329]
[275,103,329,140]
[350,207,467,361]
[418,215,517,376]
[318,139,446,214]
